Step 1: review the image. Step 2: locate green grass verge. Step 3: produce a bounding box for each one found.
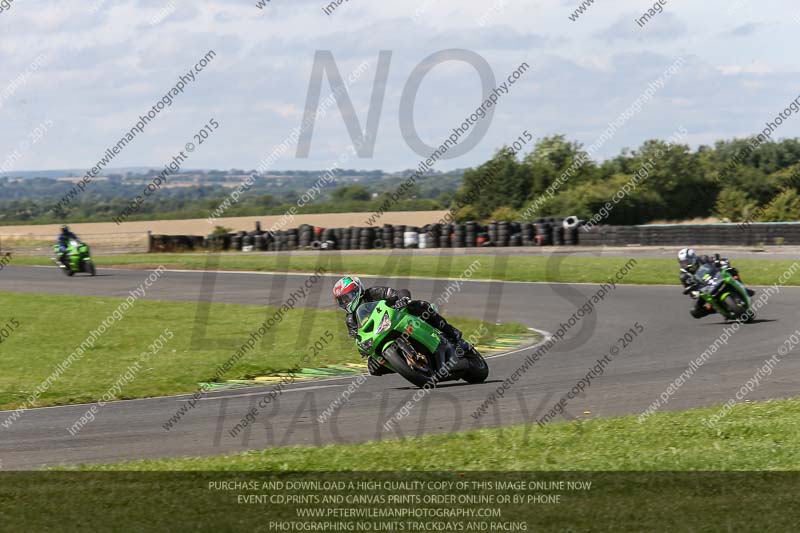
[0,291,526,410]
[12,253,800,286]
[70,397,800,471]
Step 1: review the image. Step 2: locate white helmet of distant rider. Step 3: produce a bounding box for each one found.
[678,248,699,273]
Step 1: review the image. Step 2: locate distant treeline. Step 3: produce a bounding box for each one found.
[2,135,799,225]
[0,173,459,225]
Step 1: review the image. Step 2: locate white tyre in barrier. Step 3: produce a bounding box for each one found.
[403,231,419,248]
[563,216,580,228]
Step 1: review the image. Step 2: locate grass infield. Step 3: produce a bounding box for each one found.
[0,291,525,410]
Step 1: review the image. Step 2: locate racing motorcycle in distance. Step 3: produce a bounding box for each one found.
[354,299,489,388]
[684,259,754,322]
[53,239,96,277]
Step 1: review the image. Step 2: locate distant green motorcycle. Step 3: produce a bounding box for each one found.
[685,263,754,322]
[354,300,489,388]
[53,239,96,277]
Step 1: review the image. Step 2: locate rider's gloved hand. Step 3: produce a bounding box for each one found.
[393,297,411,310]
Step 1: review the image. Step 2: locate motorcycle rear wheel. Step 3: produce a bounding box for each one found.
[463,353,489,384]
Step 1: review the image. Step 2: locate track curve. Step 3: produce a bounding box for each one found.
[1,265,799,469]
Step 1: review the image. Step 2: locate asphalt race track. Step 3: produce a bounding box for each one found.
[2,265,799,469]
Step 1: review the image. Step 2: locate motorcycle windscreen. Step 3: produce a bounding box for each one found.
[694,263,718,283]
[355,301,379,327]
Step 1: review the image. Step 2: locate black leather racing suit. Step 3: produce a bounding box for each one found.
[680,255,742,319]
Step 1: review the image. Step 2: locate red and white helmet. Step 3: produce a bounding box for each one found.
[333,276,364,313]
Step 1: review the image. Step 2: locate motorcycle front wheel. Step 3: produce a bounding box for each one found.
[381,345,436,389]
[724,292,753,323]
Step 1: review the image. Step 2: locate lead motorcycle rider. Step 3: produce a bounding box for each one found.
[333,276,475,376]
[56,224,81,267]
[678,248,755,319]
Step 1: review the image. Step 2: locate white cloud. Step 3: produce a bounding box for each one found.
[0,0,797,173]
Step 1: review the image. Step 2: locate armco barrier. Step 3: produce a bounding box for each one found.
[581,222,800,247]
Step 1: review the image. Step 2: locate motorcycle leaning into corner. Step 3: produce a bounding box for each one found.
[53,239,96,277]
[684,258,754,323]
[353,299,489,388]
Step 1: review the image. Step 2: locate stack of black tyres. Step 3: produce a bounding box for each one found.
[269,231,280,251]
[344,226,359,250]
[392,225,405,248]
[335,228,349,250]
[321,228,336,249]
[563,216,580,245]
[381,225,394,249]
[425,224,440,248]
[464,221,478,247]
[487,222,497,245]
[242,232,254,250]
[252,233,264,251]
[534,218,552,246]
[280,231,291,251]
[439,224,450,248]
[550,217,565,246]
[298,224,314,248]
[231,231,246,251]
[359,227,375,250]
[510,222,522,247]
[521,222,535,246]
[496,221,510,247]
[286,228,298,249]
[452,224,466,248]
[373,227,385,249]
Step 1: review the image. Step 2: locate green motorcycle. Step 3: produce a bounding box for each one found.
[354,300,489,388]
[53,239,96,277]
[685,263,754,322]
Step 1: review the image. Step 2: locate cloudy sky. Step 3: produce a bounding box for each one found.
[0,0,798,173]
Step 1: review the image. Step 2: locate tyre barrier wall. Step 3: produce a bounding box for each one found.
[148,234,205,253]
[187,217,583,252]
[150,220,800,252]
[579,222,800,247]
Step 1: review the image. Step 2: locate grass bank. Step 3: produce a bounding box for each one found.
[68,397,800,471]
[0,291,525,410]
[12,254,800,286]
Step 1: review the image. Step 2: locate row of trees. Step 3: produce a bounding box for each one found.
[454,136,800,224]
[2,136,799,226]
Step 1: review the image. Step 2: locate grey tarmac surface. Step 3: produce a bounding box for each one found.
[1,264,799,469]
